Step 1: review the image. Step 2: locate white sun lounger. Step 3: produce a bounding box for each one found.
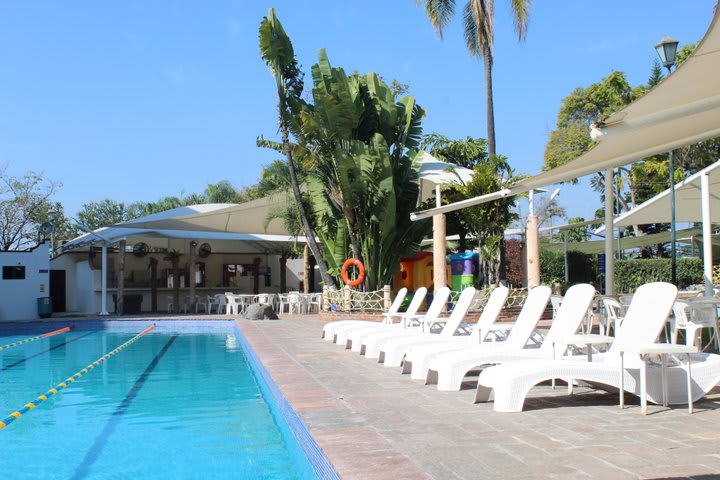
[321,287,408,341]
[425,283,596,391]
[354,287,452,357]
[399,285,510,377]
[380,286,509,368]
[378,287,480,366]
[473,282,702,412]
[335,287,428,348]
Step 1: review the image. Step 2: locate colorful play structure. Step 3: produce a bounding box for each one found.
[393,251,480,301]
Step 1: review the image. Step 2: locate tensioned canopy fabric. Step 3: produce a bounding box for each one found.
[612,160,720,227]
[62,227,304,254]
[543,227,708,255]
[117,194,293,236]
[410,7,720,221]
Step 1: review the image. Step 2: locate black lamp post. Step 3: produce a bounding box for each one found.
[655,35,679,284]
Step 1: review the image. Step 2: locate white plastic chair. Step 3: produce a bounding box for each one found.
[307,293,322,313]
[671,300,720,350]
[601,297,624,336]
[549,295,562,322]
[225,293,239,315]
[195,295,207,313]
[207,294,226,314]
[287,293,305,314]
[256,293,271,307]
[167,295,188,313]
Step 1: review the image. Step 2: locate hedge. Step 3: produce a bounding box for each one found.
[540,252,703,294]
[613,258,703,293]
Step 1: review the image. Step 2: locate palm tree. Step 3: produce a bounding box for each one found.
[416,0,530,157]
[259,9,336,288]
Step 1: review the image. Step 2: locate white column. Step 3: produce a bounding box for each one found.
[526,215,540,288]
[432,185,447,293]
[526,189,540,289]
[701,172,713,296]
[604,169,615,295]
[100,243,109,315]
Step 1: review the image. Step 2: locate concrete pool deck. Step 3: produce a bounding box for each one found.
[235,314,720,480]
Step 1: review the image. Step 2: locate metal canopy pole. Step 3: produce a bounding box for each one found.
[701,172,713,296]
[604,169,615,295]
[669,149,677,285]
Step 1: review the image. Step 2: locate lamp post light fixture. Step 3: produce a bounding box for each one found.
[655,36,679,72]
[655,35,679,284]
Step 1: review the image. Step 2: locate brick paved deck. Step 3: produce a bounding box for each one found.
[236,314,720,480]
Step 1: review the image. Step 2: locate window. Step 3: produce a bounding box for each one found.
[3,266,26,280]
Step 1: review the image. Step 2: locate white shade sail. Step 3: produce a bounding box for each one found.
[613,160,720,227]
[411,7,720,221]
[117,194,293,236]
[62,226,304,254]
[544,227,706,255]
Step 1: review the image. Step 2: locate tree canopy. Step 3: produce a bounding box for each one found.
[0,169,61,250]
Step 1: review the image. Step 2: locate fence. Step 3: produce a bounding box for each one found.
[323,285,529,313]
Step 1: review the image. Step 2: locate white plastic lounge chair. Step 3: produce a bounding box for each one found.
[381,286,509,369]
[336,287,429,349]
[379,287,479,366]
[424,284,568,390]
[355,287,452,357]
[321,287,408,341]
[400,286,510,378]
[474,282,693,412]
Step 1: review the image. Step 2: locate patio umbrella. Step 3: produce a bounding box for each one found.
[416,151,474,203]
[415,151,475,294]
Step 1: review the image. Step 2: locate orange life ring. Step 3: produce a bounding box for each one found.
[341,258,365,287]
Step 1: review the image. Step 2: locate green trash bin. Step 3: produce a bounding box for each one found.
[37,297,52,318]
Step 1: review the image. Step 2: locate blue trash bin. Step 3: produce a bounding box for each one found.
[37,297,52,318]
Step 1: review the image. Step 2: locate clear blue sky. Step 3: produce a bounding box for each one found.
[0,1,716,222]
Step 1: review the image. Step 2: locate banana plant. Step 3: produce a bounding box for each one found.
[258,9,336,288]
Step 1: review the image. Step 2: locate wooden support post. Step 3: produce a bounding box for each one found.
[383,285,392,312]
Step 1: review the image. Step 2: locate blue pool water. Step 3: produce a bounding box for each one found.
[0,321,333,479]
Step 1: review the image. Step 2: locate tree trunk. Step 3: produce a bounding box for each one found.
[303,244,311,294]
[279,255,287,293]
[117,240,125,315]
[483,46,496,158]
[278,111,335,289]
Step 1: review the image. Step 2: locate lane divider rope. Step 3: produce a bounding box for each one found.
[0,325,75,352]
[0,324,156,431]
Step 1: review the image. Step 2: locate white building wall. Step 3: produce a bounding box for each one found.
[0,242,50,321]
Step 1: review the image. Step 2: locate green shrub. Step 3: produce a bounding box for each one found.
[614,258,703,293]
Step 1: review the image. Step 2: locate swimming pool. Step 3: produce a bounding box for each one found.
[0,320,338,479]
